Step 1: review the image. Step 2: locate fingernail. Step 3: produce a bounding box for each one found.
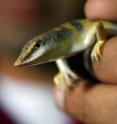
[55,88,65,110]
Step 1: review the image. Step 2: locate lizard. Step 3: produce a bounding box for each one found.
[14,19,117,90]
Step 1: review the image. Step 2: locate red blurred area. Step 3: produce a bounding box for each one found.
[0,109,15,124]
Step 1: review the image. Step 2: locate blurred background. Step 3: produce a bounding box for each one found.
[0,0,85,124]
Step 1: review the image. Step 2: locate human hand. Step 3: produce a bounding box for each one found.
[54,1,117,124]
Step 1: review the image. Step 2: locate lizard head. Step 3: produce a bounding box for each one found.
[14,27,72,67]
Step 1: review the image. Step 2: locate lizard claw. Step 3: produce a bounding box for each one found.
[91,40,104,63]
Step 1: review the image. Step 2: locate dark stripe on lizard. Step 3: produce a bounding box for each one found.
[70,20,83,31]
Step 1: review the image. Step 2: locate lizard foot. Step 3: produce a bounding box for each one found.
[91,40,105,63]
[54,71,74,90]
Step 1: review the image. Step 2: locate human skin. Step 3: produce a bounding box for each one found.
[54,0,117,124]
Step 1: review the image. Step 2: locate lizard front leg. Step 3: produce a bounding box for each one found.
[54,59,79,90]
[91,22,107,62]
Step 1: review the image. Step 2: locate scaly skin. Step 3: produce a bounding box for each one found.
[14,19,117,89]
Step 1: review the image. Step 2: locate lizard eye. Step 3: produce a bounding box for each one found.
[35,40,42,48]
[35,42,41,48]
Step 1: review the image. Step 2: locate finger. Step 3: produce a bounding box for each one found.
[92,37,117,84]
[85,0,117,21]
[54,80,117,124]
